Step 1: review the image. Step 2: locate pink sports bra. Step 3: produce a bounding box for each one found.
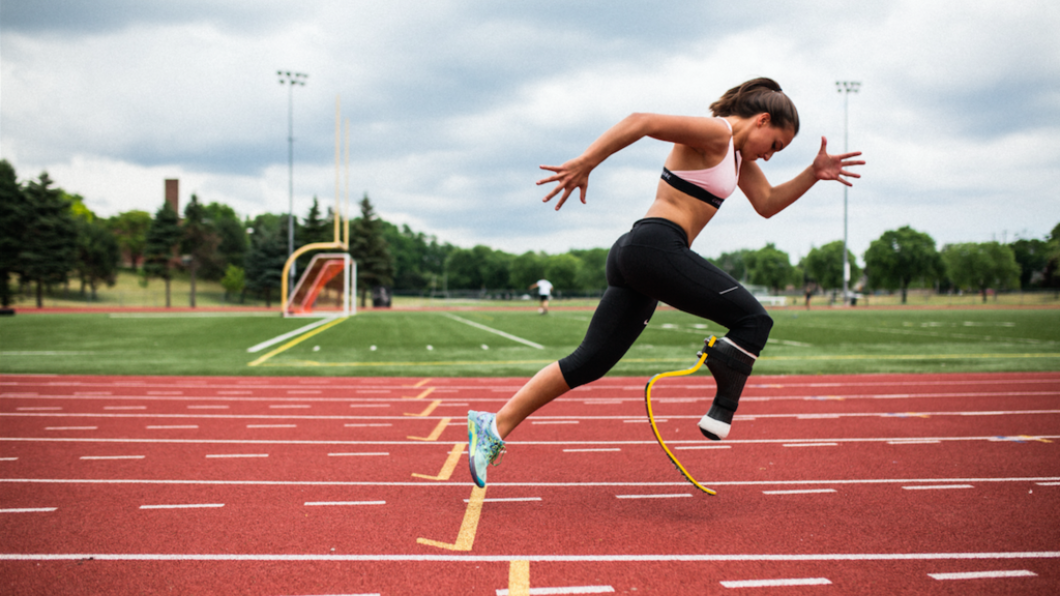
[660,118,742,209]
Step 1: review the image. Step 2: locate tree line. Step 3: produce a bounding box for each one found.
[2,158,1058,308]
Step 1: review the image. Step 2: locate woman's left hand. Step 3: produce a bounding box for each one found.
[812,137,865,187]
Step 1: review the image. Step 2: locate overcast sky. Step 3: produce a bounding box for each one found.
[3,0,1058,264]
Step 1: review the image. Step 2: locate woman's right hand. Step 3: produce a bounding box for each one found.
[537,157,593,211]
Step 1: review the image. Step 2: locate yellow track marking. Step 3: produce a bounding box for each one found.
[405,399,442,417]
[411,442,465,480]
[1021,435,1053,443]
[508,560,530,596]
[409,378,433,388]
[416,486,486,551]
[408,418,451,441]
[247,317,348,367]
[404,387,436,400]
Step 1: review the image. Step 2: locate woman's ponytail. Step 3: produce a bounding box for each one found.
[710,77,800,135]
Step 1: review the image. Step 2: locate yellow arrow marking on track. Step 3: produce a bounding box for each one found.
[408,418,451,441]
[404,387,436,400]
[411,443,465,480]
[405,400,442,417]
[417,486,486,551]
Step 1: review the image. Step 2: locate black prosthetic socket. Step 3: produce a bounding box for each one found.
[699,337,756,439]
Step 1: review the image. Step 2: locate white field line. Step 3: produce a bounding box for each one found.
[441,313,544,349]
[928,570,1036,580]
[246,316,338,353]
[721,577,831,588]
[3,552,1057,562]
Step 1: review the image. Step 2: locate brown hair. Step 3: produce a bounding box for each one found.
[709,77,800,135]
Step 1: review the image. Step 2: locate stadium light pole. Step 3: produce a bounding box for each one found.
[836,80,860,305]
[278,70,308,288]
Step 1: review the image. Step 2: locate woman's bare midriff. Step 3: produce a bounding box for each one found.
[642,182,719,245]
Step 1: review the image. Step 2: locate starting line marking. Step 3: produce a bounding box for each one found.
[721,577,831,588]
[928,570,1037,580]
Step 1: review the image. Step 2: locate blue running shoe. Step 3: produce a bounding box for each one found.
[468,410,505,488]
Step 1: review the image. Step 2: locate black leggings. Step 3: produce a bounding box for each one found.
[558,218,773,389]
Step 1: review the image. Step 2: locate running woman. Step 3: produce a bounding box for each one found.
[468,78,864,488]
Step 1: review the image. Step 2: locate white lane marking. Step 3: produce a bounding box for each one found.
[625,419,667,423]
[328,452,389,457]
[247,425,297,429]
[343,423,392,427]
[3,551,1059,562]
[287,390,322,394]
[563,448,620,453]
[45,426,97,430]
[246,316,338,353]
[188,406,227,409]
[888,440,941,445]
[0,457,17,461]
[139,503,224,509]
[469,497,543,503]
[928,570,1037,580]
[763,489,837,495]
[269,405,310,409]
[783,443,839,448]
[74,392,112,396]
[721,577,831,588]
[349,404,390,408]
[104,406,146,411]
[1,507,57,513]
[532,421,579,425]
[17,407,62,411]
[146,425,198,429]
[497,587,614,595]
[80,455,144,460]
[148,391,183,395]
[797,415,841,419]
[902,484,974,490]
[218,391,252,395]
[304,501,385,506]
[615,494,693,499]
[1036,482,1060,486]
[442,313,545,349]
[205,454,268,459]
[675,445,731,450]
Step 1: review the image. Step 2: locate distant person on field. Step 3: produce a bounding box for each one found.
[468,77,864,488]
[529,279,553,314]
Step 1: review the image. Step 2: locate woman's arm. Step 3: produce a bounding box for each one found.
[740,137,864,219]
[537,113,732,210]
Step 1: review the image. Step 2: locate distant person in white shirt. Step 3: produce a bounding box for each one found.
[529,279,553,314]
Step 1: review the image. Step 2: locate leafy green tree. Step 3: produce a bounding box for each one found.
[571,248,608,291]
[143,202,182,307]
[181,194,222,307]
[0,160,29,307]
[748,243,794,294]
[21,172,78,307]
[711,249,756,282]
[863,226,941,303]
[74,218,121,300]
[801,240,861,296]
[109,210,152,271]
[204,202,247,280]
[1009,238,1049,290]
[244,222,287,308]
[941,242,1021,302]
[349,195,394,306]
[220,264,246,303]
[545,253,581,291]
[510,251,546,290]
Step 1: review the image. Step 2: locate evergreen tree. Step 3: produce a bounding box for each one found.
[244,222,288,308]
[74,218,121,300]
[204,202,247,280]
[181,194,221,307]
[21,172,78,307]
[864,226,942,303]
[108,210,152,271]
[0,160,29,307]
[349,195,394,306]
[296,196,334,273]
[143,202,182,307]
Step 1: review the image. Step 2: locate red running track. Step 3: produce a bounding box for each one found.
[1,371,1059,595]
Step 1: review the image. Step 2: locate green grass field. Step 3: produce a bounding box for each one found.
[2,307,1058,377]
